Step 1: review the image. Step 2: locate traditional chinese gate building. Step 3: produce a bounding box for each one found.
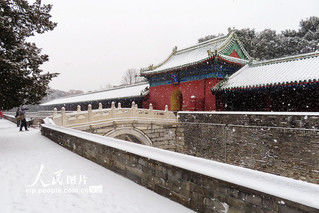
[41,30,319,113]
[140,31,251,111]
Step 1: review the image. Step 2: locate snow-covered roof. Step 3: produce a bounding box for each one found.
[179,110,319,116]
[217,54,249,65]
[213,51,319,91]
[41,82,149,106]
[141,31,250,75]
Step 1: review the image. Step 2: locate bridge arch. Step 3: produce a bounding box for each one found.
[105,128,153,146]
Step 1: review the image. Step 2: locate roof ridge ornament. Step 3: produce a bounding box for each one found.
[207,49,219,57]
[148,64,154,70]
[172,46,177,54]
[141,46,177,73]
[141,27,251,75]
[227,27,234,35]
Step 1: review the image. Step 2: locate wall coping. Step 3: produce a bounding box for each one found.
[178,111,319,116]
[4,114,31,121]
[42,122,319,209]
[4,114,15,118]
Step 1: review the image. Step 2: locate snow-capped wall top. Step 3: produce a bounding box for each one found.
[41,82,149,106]
[141,31,250,75]
[214,51,319,91]
[42,123,319,209]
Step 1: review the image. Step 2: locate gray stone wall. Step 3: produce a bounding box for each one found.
[83,121,185,152]
[178,112,319,184]
[41,126,317,213]
[131,123,185,152]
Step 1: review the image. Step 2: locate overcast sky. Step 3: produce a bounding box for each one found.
[33,0,319,92]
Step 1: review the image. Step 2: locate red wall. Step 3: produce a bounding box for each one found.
[146,78,221,111]
[229,50,240,58]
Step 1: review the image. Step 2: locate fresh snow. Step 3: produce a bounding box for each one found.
[42,120,319,209]
[220,52,319,90]
[0,119,192,213]
[143,33,242,74]
[179,110,319,116]
[41,82,149,106]
[149,39,224,72]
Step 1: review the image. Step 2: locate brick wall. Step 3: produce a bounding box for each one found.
[41,125,318,213]
[178,112,319,184]
[81,121,185,152]
[136,123,185,151]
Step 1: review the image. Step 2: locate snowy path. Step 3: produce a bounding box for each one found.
[0,119,193,213]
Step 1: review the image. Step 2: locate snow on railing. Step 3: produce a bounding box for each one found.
[52,101,177,127]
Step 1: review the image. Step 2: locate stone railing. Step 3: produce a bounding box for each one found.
[52,101,177,127]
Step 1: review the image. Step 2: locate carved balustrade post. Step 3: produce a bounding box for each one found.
[61,107,66,126]
[149,103,153,118]
[88,104,92,122]
[131,101,137,117]
[53,108,57,117]
[165,105,169,117]
[110,101,115,118]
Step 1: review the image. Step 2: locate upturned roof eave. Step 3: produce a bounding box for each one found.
[41,94,148,107]
[140,31,250,76]
[212,79,319,93]
[212,51,319,93]
[141,53,248,76]
[211,51,319,93]
[41,82,149,106]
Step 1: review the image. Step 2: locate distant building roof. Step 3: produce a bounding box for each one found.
[212,51,319,92]
[141,31,251,76]
[41,82,149,106]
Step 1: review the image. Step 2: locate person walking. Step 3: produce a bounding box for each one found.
[19,107,29,131]
[15,107,21,127]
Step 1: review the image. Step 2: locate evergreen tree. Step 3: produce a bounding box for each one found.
[198,16,319,61]
[0,0,57,110]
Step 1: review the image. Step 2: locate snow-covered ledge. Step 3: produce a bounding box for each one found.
[41,122,319,212]
[178,111,319,116]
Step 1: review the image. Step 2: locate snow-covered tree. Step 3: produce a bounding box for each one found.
[0,0,57,110]
[198,16,319,60]
[198,33,224,43]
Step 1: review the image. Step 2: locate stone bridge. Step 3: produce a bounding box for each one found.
[51,102,184,152]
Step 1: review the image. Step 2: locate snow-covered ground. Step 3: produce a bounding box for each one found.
[0,119,193,213]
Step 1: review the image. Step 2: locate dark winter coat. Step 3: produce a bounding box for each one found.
[15,108,20,118]
[17,107,28,121]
